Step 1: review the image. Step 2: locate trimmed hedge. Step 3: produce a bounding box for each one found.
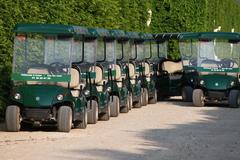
[0,0,240,119]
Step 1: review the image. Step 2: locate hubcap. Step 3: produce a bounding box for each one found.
[96,105,98,121]
[237,94,240,106]
[129,93,132,109]
[200,93,204,105]
[85,110,87,124]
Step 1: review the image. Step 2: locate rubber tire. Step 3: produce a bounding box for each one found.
[192,89,205,107]
[5,105,21,132]
[134,93,142,108]
[128,92,133,110]
[110,96,120,117]
[78,107,88,129]
[149,89,157,104]
[99,103,110,121]
[228,90,240,108]
[120,94,130,113]
[142,88,148,106]
[182,86,193,102]
[87,100,98,124]
[57,106,72,132]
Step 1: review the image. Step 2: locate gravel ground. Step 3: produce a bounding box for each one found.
[0,97,240,160]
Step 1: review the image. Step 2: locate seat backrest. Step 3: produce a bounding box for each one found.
[89,66,103,84]
[115,64,122,80]
[128,63,135,78]
[162,61,183,74]
[57,68,80,88]
[143,62,150,76]
[27,67,51,85]
[200,63,218,68]
[182,59,190,66]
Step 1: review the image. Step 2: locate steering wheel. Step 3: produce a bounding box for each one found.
[49,62,67,74]
[189,58,197,66]
[220,59,236,68]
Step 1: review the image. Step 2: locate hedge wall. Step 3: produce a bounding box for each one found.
[0,0,240,119]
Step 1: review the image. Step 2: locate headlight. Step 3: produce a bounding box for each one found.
[57,94,64,101]
[230,81,235,86]
[14,93,21,100]
[84,90,90,96]
[200,80,204,85]
[190,78,194,82]
[106,87,111,92]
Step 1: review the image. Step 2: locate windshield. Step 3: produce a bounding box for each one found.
[159,41,168,58]
[136,43,145,60]
[72,39,83,63]
[105,40,115,63]
[116,40,123,61]
[179,39,240,72]
[96,39,105,62]
[149,41,167,62]
[129,42,136,60]
[12,34,72,82]
[123,41,131,62]
[84,39,96,63]
[144,41,151,59]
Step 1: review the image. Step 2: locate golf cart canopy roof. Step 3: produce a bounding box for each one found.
[109,29,128,40]
[139,33,153,40]
[154,33,180,42]
[13,23,90,36]
[126,31,141,40]
[88,28,114,38]
[179,32,240,40]
[126,32,153,43]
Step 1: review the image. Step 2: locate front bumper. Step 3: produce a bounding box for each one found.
[22,107,54,121]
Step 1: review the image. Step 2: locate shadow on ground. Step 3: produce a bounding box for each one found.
[165,97,230,108]
[65,101,240,160]
[0,122,57,132]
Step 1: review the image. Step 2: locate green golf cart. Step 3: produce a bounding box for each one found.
[149,34,168,101]
[139,33,158,104]
[107,30,131,114]
[73,27,111,123]
[125,32,143,108]
[154,33,194,102]
[6,23,88,132]
[179,32,240,107]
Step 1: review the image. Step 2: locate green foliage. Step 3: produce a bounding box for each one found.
[0,0,240,119]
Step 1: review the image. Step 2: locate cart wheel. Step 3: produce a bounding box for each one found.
[87,100,98,124]
[142,88,148,106]
[99,103,110,121]
[182,86,193,102]
[228,90,240,108]
[192,89,205,107]
[78,107,88,129]
[57,106,72,132]
[120,94,130,113]
[110,96,120,117]
[134,93,142,108]
[149,89,157,104]
[128,92,133,110]
[5,105,21,132]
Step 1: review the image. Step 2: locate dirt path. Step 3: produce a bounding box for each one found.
[1,98,240,160]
